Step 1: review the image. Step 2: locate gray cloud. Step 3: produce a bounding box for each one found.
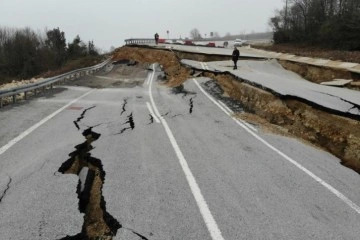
[0,0,284,51]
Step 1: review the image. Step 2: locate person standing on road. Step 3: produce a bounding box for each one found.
[154,33,159,45]
[232,46,240,70]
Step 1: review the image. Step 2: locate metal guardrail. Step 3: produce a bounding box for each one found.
[124,38,155,45]
[0,59,111,108]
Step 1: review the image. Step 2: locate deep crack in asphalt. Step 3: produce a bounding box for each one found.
[120,98,129,116]
[0,176,12,203]
[148,114,154,125]
[189,97,194,114]
[115,113,135,135]
[58,128,121,239]
[73,106,96,130]
[58,127,151,239]
[161,111,170,117]
[314,91,360,114]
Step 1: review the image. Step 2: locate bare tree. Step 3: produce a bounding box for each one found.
[212,32,221,38]
[269,0,360,49]
[190,28,202,40]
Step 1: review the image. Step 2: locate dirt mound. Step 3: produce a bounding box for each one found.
[112,46,191,86]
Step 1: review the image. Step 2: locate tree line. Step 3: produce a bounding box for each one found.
[269,0,360,50]
[0,26,99,81]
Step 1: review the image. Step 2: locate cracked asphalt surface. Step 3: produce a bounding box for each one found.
[0,63,360,239]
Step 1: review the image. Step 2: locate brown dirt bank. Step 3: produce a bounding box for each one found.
[278,60,360,89]
[112,46,191,87]
[204,72,360,173]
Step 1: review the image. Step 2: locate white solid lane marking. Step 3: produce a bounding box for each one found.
[148,65,162,118]
[218,101,234,114]
[218,100,258,132]
[234,118,258,133]
[0,89,95,156]
[146,102,160,123]
[149,66,225,240]
[145,69,155,85]
[193,78,360,215]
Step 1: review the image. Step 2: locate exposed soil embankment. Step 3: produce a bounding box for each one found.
[112,46,191,87]
[204,73,360,172]
[112,46,360,174]
[279,60,360,85]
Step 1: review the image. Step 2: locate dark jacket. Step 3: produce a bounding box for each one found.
[232,49,240,61]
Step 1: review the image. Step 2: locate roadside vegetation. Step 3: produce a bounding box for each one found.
[0,26,103,85]
[269,0,360,51]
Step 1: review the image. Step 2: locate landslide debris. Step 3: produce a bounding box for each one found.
[112,46,191,87]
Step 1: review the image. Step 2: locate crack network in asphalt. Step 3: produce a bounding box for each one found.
[115,113,135,135]
[120,98,129,116]
[73,106,96,130]
[314,91,360,114]
[161,111,170,117]
[189,97,194,114]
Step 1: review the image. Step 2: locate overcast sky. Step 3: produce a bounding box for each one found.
[0,0,285,51]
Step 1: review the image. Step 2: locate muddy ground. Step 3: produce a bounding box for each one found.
[112,46,360,174]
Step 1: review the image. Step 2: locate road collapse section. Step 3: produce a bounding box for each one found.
[58,128,121,240]
[58,105,149,240]
[278,60,360,88]
[112,46,360,174]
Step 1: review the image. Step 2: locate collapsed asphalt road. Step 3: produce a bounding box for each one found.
[112,46,360,174]
[0,51,359,239]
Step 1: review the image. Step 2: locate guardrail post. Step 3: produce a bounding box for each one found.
[0,98,3,108]
[12,94,16,104]
[34,89,37,96]
[51,84,53,89]
[24,91,27,100]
